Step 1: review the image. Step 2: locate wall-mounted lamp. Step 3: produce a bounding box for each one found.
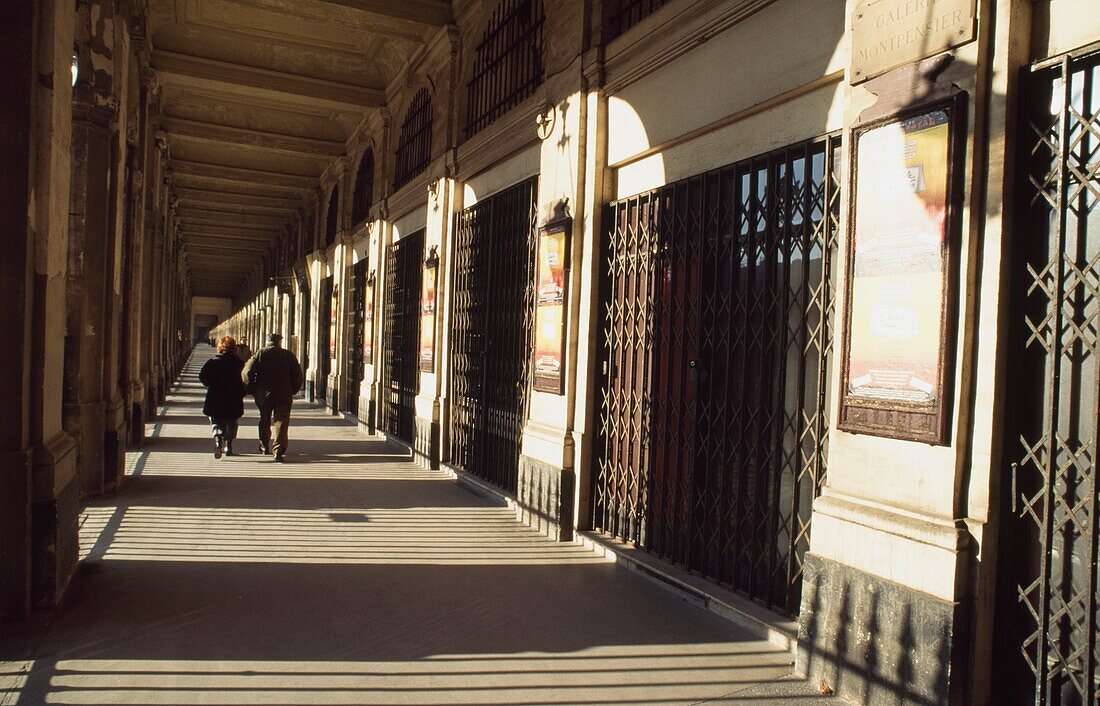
[366,271,377,287]
[536,104,556,140]
[425,245,440,269]
[427,180,440,200]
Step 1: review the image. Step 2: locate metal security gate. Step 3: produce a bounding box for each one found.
[594,135,841,615]
[317,276,333,404]
[346,258,368,418]
[999,46,1100,706]
[383,230,423,443]
[449,177,538,493]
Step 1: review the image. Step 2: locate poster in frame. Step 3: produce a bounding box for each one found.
[838,93,966,445]
[532,218,570,394]
[419,249,438,373]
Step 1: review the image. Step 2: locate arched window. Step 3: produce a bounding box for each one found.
[606,0,668,38]
[324,186,339,247]
[352,149,374,225]
[393,88,432,191]
[466,0,544,137]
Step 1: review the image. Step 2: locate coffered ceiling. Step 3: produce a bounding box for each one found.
[149,0,452,299]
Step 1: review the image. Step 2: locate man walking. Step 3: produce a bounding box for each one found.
[242,333,304,462]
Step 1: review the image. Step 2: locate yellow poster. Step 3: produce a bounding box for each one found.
[533,228,566,393]
[419,265,436,372]
[848,110,950,404]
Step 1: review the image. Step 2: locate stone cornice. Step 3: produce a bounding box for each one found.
[603,0,779,95]
[454,88,545,182]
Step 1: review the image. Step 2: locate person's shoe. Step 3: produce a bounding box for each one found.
[213,435,224,459]
[259,444,270,455]
[273,454,285,463]
[225,442,235,457]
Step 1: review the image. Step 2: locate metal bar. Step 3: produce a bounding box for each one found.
[1036,55,1073,706]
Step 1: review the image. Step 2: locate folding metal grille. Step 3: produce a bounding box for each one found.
[345,258,368,418]
[1001,48,1100,706]
[594,135,841,615]
[465,0,544,139]
[325,187,339,248]
[316,276,332,403]
[383,230,423,442]
[352,150,375,226]
[449,177,538,493]
[300,288,311,375]
[393,89,432,191]
[606,0,668,38]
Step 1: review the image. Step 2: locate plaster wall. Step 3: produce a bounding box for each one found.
[461,144,540,207]
[607,0,848,168]
[1033,0,1100,59]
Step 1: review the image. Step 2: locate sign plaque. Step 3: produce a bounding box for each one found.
[851,0,976,84]
[419,252,438,373]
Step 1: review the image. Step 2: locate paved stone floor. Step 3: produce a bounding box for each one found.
[1,348,834,705]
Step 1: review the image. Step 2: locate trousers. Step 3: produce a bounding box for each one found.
[209,418,239,442]
[257,400,293,454]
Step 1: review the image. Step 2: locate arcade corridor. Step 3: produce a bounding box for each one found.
[0,348,824,704]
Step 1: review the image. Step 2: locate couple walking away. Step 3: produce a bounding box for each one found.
[199,333,304,463]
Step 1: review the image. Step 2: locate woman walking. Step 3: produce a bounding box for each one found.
[199,336,247,458]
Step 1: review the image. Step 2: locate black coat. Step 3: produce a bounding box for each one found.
[242,345,304,405]
[199,353,246,419]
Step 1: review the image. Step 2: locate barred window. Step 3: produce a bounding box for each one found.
[393,89,432,191]
[465,0,544,138]
[324,186,339,248]
[352,149,375,225]
[606,0,668,39]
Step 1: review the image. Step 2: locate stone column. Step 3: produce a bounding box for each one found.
[28,0,80,610]
[0,0,39,621]
[65,83,116,496]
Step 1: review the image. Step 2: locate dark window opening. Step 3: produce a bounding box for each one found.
[393,89,433,191]
[324,187,340,248]
[465,0,545,138]
[606,0,669,39]
[352,149,375,226]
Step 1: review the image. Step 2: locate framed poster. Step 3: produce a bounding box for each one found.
[329,284,339,361]
[363,274,375,364]
[419,252,438,373]
[839,94,965,445]
[533,219,569,394]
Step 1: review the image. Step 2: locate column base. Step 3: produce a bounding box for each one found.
[358,395,376,435]
[413,416,439,469]
[797,552,955,705]
[65,400,105,496]
[0,450,32,620]
[103,395,127,491]
[517,455,575,541]
[31,432,79,611]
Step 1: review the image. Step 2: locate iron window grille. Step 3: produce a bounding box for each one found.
[317,275,333,403]
[382,230,424,442]
[594,134,842,616]
[449,176,539,493]
[999,46,1100,706]
[346,258,368,417]
[393,89,433,191]
[352,149,375,226]
[465,0,545,139]
[324,187,339,248]
[606,0,668,39]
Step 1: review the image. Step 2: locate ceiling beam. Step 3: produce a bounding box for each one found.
[170,159,318,191]
[161,117,345,159]
[311,0,451,28]
[175,187,301,211]
[176,200,298,219]
[171,173,310,199]
[153,50,385,112]
[180,224,283,239]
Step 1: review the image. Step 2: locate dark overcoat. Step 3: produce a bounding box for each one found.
[199,353,246,419]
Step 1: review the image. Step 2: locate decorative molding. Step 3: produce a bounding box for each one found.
[603,0,779,95]
[454,88,545,181]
